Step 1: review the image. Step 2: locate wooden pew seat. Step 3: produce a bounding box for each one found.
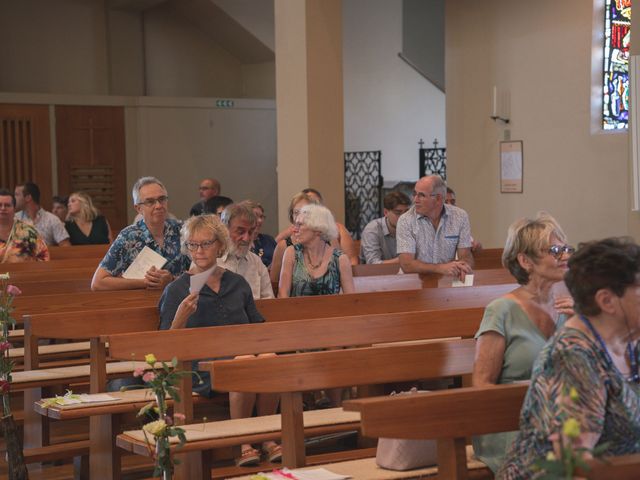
[117,408,361,455]
[228,446,488,480]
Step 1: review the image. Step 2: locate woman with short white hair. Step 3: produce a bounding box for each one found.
[278,204,354,297]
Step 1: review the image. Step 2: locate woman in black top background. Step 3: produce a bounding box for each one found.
[65,191,112,245]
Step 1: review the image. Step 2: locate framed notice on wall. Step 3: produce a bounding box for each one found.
[500,141,523,193]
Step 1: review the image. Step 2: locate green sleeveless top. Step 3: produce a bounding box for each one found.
[290,243,342,297]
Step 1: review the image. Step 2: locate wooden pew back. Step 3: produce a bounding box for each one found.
[256,284,514,321]
[105,308,483,362]
[209,338,476,393]
[343,383,527,479]
[48,244,109,260]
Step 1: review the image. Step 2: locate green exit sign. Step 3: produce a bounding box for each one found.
[216,99,234,108]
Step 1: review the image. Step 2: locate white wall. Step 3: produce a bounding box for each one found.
[446,0,630,248]
[342,0,446,185]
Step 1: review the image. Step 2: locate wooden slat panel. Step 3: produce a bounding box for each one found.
[0,104,52,207]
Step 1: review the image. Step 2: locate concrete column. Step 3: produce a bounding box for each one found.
[275,0,344,228]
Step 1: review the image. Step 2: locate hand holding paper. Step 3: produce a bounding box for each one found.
[122,246,167,280]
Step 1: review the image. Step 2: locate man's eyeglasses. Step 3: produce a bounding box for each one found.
[185,239,217,251]
[137,196,169,208]
[412,191,439,200]
[547,244,575,258]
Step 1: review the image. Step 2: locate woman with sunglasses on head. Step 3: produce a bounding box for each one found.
[498,237,640,478]
[158,214,281,467]
[472,212,575,473]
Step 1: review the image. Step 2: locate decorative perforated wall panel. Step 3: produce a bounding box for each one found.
[344,151,382,240]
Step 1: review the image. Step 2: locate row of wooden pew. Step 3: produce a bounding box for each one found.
[4,246,636,480]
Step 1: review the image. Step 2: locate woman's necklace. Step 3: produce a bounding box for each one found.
[579,315,640,383]
[305,243,326,269]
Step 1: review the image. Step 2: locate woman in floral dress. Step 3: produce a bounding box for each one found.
[0,188,48,263]
[498,237,640,478]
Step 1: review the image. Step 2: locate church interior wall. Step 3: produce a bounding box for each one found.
[343,0,446,186]
[446,0,632,248]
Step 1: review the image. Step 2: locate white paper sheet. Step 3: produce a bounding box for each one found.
[452,274,474,287]
[122,246,167,279]
[189,265,216,294]
[260,469,351,480]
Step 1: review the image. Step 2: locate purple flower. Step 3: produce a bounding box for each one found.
[0,341,12,352]
[0,380,10,394]
[6,285,21,297]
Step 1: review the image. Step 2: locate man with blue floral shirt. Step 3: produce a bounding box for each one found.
[91,177,190,291]
[397,175,474,279]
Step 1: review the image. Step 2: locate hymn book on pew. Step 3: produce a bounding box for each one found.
[122,246,167,279]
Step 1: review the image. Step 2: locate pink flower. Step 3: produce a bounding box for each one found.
[6,285,21,297]
[0,380,10,394]
[173,413,186,422]
[133,366,145,378]
[142,371,156,383]
[0,341,12,352]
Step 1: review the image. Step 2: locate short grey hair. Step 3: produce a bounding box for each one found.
[131,177,167,205]
[428,175,447,198]
[220,203,257,228]
[180,214,230,257]
[297,204,338,242]
[502,212,568,285]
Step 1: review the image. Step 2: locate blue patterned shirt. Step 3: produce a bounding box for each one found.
[99,219,190,277]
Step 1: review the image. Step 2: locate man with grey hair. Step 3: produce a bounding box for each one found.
[396,175,474,278]
[91,176,189,291]
[218,202,274,299]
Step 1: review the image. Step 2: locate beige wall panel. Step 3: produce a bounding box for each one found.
[143,5,244,98]
[446,0,629,248]
[0,0,109,95]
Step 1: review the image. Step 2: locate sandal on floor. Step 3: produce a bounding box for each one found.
[236,447,261,467]
[263,443,283,463]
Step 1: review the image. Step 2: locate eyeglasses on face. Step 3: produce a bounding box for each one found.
[547,244,575,258]
[185,239,217,251]
[412,191,439,200]
[137,196,169,207]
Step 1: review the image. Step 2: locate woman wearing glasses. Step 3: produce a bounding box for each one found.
[158,214,281,467]
[498,238,640,478]
[472,212,575,473]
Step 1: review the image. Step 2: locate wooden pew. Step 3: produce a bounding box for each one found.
[344,383,528,479]
[19,306,160,466]
[114,339,477,478]
[255,284,514,321]
[473,247,503,270]
[1,257,100,272]
[352,263,401,276]
[18,278,92,296]
[197,339,477,470]
[343,384,640,480]
[48,244,109,260]
[95,308,482,479]
[13,289,162,318]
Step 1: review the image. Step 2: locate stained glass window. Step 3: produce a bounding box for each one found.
[603,0,632,130]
